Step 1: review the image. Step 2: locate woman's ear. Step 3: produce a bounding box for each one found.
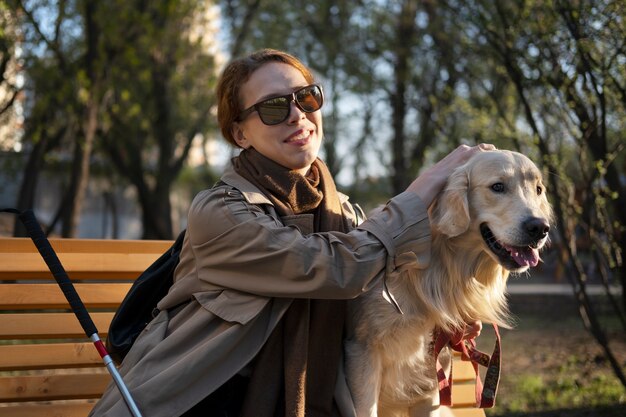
[232,123,250,149]
[430,167,470,237]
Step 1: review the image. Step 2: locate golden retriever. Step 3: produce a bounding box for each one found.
[346,150,553,417]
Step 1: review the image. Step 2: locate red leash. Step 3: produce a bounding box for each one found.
[434,324,501,408]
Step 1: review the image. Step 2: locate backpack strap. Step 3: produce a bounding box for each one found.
[351,202,366,226]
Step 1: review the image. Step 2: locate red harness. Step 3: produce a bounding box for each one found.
[434,324,501,408]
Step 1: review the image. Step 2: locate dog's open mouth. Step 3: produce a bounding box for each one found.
[480,223,540,270]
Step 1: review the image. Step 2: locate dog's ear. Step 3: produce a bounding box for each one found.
[430,167,470,237]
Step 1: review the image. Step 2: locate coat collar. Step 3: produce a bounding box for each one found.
[220,163,273,205]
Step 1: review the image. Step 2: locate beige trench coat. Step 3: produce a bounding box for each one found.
[89,164,432,417]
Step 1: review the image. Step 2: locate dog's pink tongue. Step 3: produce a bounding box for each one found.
[507,245,540,267]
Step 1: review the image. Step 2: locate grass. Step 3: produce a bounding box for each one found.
[477,292,626,417]
[502,372,624,412]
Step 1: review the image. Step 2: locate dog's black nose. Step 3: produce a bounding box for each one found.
[524,217,550,240]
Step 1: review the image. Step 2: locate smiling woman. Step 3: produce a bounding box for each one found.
[227,61,324,176]
[88,48,494,417]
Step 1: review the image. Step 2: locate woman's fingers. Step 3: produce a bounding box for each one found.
[463,320,483,340]
[477,143,496,151]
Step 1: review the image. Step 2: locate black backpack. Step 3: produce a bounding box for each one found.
[106,229,186,364]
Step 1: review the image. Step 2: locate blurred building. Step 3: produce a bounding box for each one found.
[0,7,24,153]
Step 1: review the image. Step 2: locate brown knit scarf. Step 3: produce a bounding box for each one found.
[234,148,349,417]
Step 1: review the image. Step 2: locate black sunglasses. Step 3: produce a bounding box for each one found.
[237,84,324,125]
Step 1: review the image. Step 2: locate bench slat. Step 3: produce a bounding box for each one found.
[0,403,485,417]
[0,343,102,371]
[0,402,485,417]
[451,383,480,408]
[0,373,482,409]
[0,253,162,280]
[0,313,114,339]
[0,283,132,309]
[0,238,173,254]
[450,409,486,417]
[0,373,110,402]
[0,402,96,417]
[0,238,171,281]
[451,359,477,382]
[0,383,483,410]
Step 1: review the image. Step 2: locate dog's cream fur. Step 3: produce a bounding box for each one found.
[346,150,553,417]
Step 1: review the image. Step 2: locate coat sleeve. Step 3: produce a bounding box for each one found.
[183,185,431,300]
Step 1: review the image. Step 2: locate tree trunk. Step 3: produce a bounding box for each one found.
[61,0,100,237]
[61,108,96,237]
[13,136,48,237]
[228,0,261,58]
[138,184,173,240]
[390,0,419,195]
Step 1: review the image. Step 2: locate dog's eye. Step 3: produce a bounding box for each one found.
[491,183,505,193]
[537,186,543,195]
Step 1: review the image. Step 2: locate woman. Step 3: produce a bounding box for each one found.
[90,49,488,417]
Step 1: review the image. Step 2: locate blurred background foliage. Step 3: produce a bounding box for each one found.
[0,0,625,406]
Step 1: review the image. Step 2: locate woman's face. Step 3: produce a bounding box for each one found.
[232,62,323,176]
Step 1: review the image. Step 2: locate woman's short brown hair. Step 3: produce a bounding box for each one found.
[216,49,316,147]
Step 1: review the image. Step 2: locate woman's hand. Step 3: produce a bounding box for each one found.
[462,320,483,340]
[406,143,495,207]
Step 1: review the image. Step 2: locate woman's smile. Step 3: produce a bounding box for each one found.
[285,128,313,145]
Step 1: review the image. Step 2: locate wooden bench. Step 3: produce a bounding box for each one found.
[0,237,485,417]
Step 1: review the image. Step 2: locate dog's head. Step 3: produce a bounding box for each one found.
[430,150,553,274]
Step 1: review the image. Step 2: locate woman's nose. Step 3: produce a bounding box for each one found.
[287,100,305,123]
